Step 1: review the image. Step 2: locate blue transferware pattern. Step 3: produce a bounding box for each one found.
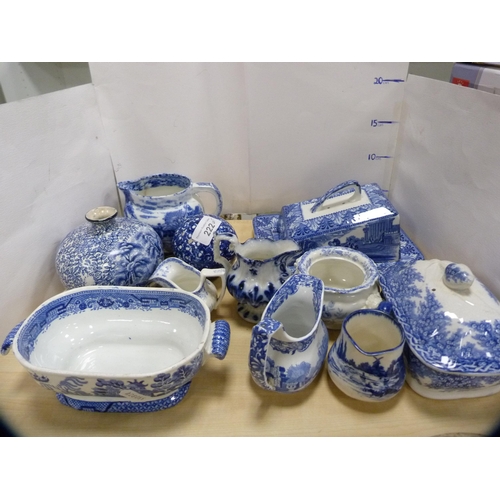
[2,287,231,412]
[279,181,400,262]
[55,207,163,289]
[218,236,301,323]
[249,274,329,393]
[327,308,406,402]
[117,173,223,254]
[443,262,474,290]
[172,214,237,269]
[379,259,500,399]
[56,383,191,413]
[253,214,424,269]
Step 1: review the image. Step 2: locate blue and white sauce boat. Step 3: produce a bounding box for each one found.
[249,274,329,393]
[214,235,302,323]
[148,257,227,312]
[295,246,383,329]
[327,304,406,402]
[1,286,230,412]
[117,172,223,254]
[380,259,500,400]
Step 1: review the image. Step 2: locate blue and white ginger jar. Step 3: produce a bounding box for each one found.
[55,206,163,289]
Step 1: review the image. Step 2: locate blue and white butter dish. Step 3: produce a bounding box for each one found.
[1,286,230,412]
[380,259,500,400]
[279,180,400,262]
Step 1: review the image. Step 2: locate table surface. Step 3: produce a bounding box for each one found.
[1,220,499,437]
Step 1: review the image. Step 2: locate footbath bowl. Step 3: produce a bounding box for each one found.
[1,286,230,412]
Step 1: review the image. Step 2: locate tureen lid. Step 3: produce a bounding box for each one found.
[280,180,398,243]
[379,259,500,374]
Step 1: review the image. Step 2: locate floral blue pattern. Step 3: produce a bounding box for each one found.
[173,214,237,269]
[55,214,163,289]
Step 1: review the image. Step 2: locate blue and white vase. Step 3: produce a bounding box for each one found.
[249,274,329,393]
[55,206,163,289]
[117,173,223,254]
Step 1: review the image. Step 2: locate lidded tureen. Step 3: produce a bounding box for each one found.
[379,259,500,399]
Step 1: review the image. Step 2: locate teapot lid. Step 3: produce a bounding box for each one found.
[380,259,500,374]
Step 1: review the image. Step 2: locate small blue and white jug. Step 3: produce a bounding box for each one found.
[249,274,329,393]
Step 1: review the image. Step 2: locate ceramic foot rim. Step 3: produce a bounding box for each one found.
[56,383,191,412]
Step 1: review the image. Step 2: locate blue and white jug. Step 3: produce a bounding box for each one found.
[249,274,329,393]
[117,172,223,254]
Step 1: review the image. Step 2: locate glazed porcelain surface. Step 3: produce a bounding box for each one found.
[279,180,400,262]
[117,173,223,254]
[295,246,382,328]
[55,207,163,289]
[148,257,227,312]
[1,287,230,412]
[253,215,424,268]
[380,259,500,399]
[172,214,237,269]
[216,236,301,323]
[249,274,329,393]
[327,307,406,402]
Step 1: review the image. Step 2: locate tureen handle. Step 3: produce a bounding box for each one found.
[204,320,231,361]
[1,321,24,356]
[311,180,362,213]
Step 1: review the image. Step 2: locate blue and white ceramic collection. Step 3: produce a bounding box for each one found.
[380,259,500,400]
[249,274,329,392]
[327,306,406,402]
[117,172,223,254]
[5,172,500,409]
[1,286,230,413]
[55,206,163,289]
[295,246,383,328]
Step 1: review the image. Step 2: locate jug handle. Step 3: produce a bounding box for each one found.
[201,267,228,309]
[213,234,239,272]
[191,182,223,217]
[249,318,282,391]
[311,180,362,213]
[1,321,23,356]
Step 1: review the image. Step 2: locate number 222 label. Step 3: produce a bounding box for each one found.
[192,216,222,246]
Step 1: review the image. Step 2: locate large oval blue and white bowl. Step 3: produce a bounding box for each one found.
[1,287,230,412]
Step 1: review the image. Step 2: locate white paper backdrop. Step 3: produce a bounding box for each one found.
[390,74,500,298]
[0,84,117,329]
[89,62,408,214]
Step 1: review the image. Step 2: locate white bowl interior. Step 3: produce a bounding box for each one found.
[345,313,402,353]
[271,286,317,339]
[309,257,365,289]
[29,308,204,375]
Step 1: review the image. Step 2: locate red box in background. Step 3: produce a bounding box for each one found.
[450,63,500,94]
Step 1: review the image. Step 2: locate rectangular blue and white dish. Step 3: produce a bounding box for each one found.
[278,180,400,262]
